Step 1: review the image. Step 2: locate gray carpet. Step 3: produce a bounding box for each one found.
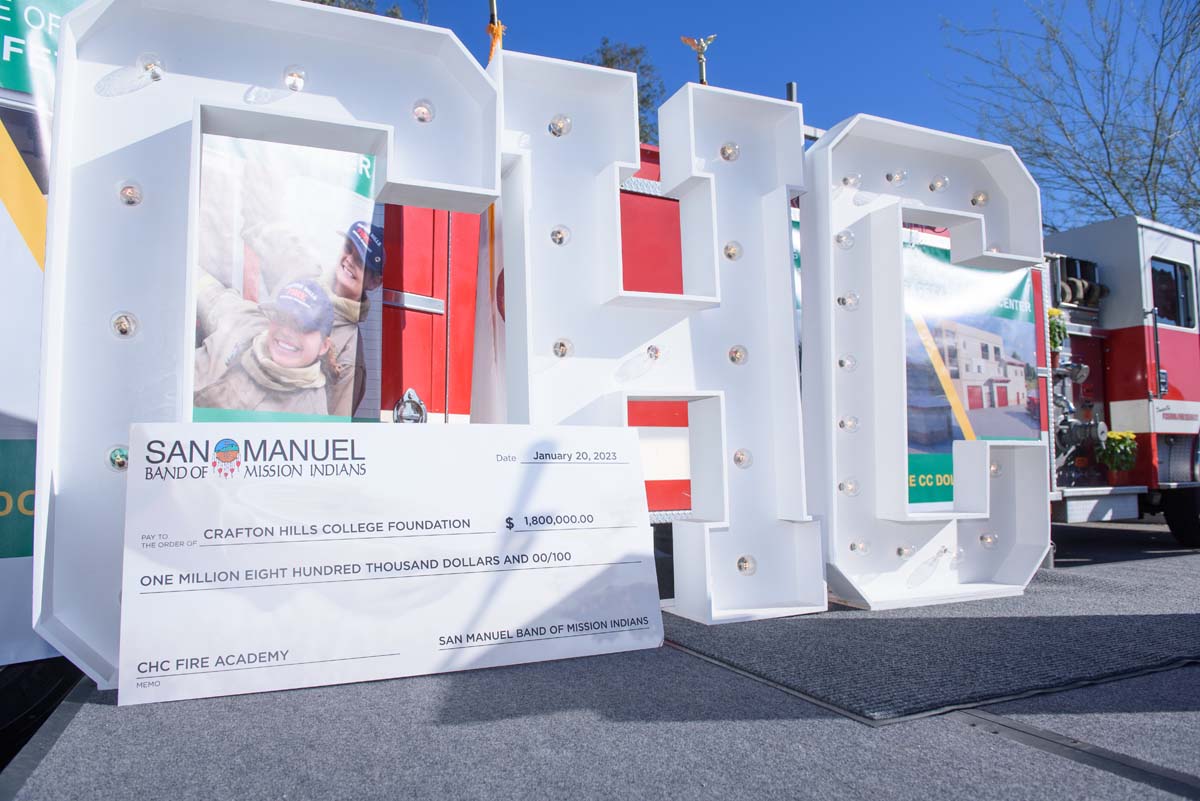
[988,664,1200,779]
[664,526,1200,722]
[1,647,1178,801]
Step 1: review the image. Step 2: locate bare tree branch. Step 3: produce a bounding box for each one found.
[944,0,1200,231]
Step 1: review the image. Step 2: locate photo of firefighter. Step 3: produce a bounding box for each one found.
[902,231,1040,504]
[192,135,383,422]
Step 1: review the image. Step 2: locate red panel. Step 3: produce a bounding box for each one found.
[448,212,481,416]
[1156,327,1200,400]
[1068,335,1106,416]
[1032,268,1046,368]
[996,386,1008,406]
[633,144,660,181]
[1038,376,1049,432]
[380,206,445,415]
[381,308,436,413]
[402,207,437,296]
[1104,326,1155,402]
[967,386,983,410]
[427,211,449,414]
[620,192,683,295]
[630,395,690,511]
[645,479,691,512]
[627,400,689,428]
[1132,432,1158,488]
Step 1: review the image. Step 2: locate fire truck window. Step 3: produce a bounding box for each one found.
[1152,258,1195,328]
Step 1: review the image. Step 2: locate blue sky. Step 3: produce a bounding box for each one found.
[384,1,1085,138]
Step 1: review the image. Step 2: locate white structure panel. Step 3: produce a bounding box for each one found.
[477,54,825,623]
[803,115,1050,610]
[37,0,499,686]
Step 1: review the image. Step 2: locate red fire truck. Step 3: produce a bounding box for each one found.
[1044,217,1200,546]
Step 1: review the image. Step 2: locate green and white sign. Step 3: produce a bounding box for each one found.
[0,439,36,559]
[0,1,82,96]
[903,231,1039,505]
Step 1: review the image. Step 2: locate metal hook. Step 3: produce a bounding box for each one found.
[393,388,428,424]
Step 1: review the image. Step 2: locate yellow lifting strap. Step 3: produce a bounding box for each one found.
[0,120,46,270]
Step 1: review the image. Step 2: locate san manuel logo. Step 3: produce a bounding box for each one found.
[213,438,241,478]
[143,437,367,481]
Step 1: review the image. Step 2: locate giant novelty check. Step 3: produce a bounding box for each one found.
[118,423,664,705]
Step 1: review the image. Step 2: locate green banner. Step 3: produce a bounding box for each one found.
[904,233,1039,505]
[0,1,82,96]
[908,453,954,504]
[0,439,36,559]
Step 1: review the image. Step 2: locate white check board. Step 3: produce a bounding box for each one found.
[119,423,663,705]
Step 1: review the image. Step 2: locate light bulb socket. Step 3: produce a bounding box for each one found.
[548,114,572,137]
[412,98,436,123]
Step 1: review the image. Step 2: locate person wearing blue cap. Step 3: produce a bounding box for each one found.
[324,220,385,418]
[193,278,335,416]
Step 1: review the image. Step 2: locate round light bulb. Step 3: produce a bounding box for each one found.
[646,344,661,360]
[137,53,165,81]
[987,244,1001,253]
[971,191,989,207]
[550,226,571,246]
[108,446,129,471]
[548,114,572,137]
[835,230,855,250]
[728,345,748,365]
[736,555,757,576]
[412,98,436,123]
[111,312,138,338]
[849,541,870,555]
[837,291,860,311]
[841,173,862,188]
[723,241,743,261]
[118,182,143,206]
[838,416,860,433]
[990,461,1003,478]
[719,142,740,162]
[733,448,753,468]
[838,477,860,496]
[552,338,574,358]
[885,169,908,186]
[284,65,306,92]
[979,532,999,549]
[837,354,858,372]
[896,545,915,560]
[929,175,950,192]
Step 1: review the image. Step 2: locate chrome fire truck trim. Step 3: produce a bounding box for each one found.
[383,290,446,315]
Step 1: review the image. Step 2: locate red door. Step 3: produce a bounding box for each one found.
[996,386,1009,407]
[380,206,480,422]
[967,386,984,410]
